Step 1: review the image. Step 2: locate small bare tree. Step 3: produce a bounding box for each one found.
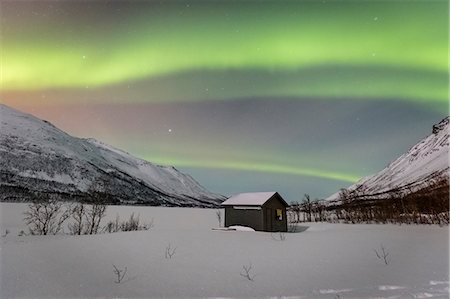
[165,243,177,259]
[374,244,390,265]
[23,198,72,235]
[290,201,302,222]
[303,194,313,222]
[112,264,128,283]
[85,201,107,235]
[215,209,222,227]
[240,262,255,281]
[68,203,86,235]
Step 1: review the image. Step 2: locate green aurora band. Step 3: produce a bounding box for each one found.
[143,155,361,183]
[2,1,448,108]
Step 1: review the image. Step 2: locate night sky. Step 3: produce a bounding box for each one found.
[1,1,448,202]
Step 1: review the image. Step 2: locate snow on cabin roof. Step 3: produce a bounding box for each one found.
[221,192,279,206]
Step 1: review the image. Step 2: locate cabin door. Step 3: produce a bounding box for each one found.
[266,208,272,231]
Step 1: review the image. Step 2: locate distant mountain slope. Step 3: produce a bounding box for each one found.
[0,104,225,207]
[326,116,449,203]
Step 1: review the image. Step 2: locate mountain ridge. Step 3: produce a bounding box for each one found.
[0,104,225,207]
[326,116,449,203]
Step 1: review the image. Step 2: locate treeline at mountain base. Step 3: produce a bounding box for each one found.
[289,179,449,226]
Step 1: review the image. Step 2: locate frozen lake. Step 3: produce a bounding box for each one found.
[1,203,448,298]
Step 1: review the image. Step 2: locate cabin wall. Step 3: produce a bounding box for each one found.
[263,196,288,232]
[224,206,263,231]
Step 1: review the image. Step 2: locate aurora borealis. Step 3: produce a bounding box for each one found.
[1,0,448,201]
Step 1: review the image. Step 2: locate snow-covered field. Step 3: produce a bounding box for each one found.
[1,203,448,299]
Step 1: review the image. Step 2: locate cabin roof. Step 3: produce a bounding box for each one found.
[221,192,288,206]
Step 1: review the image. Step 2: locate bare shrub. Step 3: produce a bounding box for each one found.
[104,213,153,233]
[438,212,449,227]
[165,243,177,259]
[288,221,297,233]
[121,213,139,231]
[240,263,255,281]
[69,202,150,235]
[104,214,121,233]
[104,222,115,234]
[143,218,154,230]
[271,231,286,241]
[112,264,128,283]
[23,199,71,235]
[374,244,390,265]
[325,177,449,225]
[120,213,152,231]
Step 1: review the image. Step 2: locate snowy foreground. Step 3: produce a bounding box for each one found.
[1,203,449,299]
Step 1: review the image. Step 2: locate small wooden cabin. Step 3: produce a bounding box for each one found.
[221,192,288,232]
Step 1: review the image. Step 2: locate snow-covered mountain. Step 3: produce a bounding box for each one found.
[0,104,225,207]
[326,117,449,202]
